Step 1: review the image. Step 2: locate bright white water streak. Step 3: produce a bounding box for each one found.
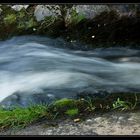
[0,35,140,107]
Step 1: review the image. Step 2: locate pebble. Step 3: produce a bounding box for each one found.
[86,119,92,123]
[118,116,124,120]
[128,118,134,121]
[94,117,102,122]
[74,118,80,123]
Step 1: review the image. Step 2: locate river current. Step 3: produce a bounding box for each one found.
[0,35,140,108]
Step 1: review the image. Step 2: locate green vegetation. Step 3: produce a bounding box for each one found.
[112,93,138,111]
[69,8,85,26]
[0,105,48,130]
[65,108,79,117]
[3,14,16,24]
[112,98,134,111]
[0,93,140,131]
[0,5,39,40]
[52,98,76,109]
[83,97,96,111]
[0,5,140,47]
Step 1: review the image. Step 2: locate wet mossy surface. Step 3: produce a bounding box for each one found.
[0,92,140,131]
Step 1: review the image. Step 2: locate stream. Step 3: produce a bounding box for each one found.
[0,35,140,108]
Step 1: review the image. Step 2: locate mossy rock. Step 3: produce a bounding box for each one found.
[0,5,16,17]
[52,98,77,112]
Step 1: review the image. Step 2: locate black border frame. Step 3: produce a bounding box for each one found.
[0,1,140,138]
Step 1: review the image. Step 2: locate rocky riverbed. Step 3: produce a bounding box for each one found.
[1,111,140,135]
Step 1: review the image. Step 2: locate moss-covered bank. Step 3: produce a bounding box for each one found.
[0,5,140,48]
[0,93,140,131]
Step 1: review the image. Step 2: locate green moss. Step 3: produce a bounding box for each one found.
[4,14,16,25]
[0,105,48,130]
[18,9,26,18]
[0,93,140,131]
[53,98,76,109]
[0,6,140,46]
[69,9,85,26]
[26,18,38,29]
[65,108,79,117]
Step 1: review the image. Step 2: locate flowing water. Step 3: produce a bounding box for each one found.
[0,35,140,108]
